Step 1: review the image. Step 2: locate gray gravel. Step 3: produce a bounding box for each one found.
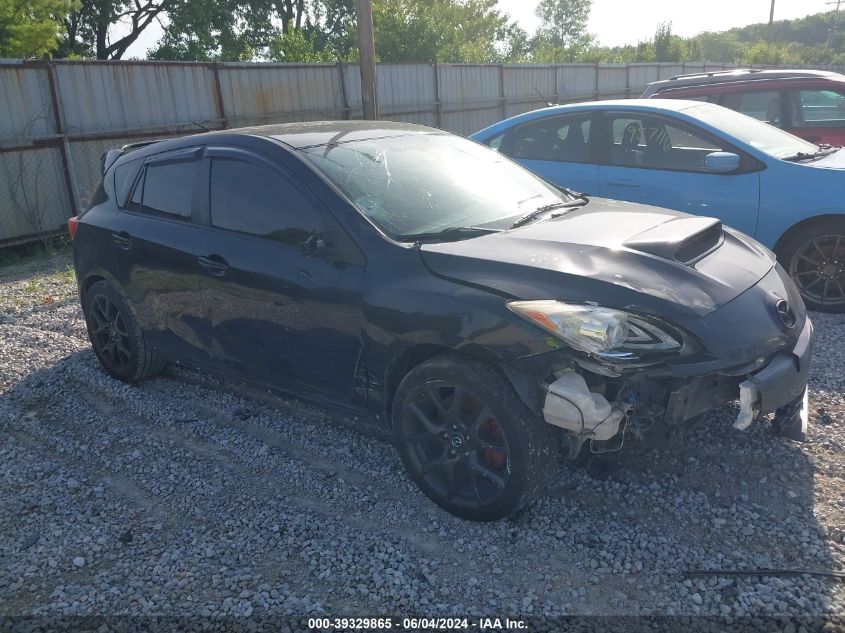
[1,251,844,622]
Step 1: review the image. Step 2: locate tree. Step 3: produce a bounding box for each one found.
[150,0,275,61]
[531,0,592,62]
[653,22,686,62]
[534,0,591,48]
[371,0,519,63]
[0,0,75,58]
[58,0,173,59]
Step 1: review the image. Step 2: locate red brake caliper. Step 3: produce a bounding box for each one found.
[480,418,506,469]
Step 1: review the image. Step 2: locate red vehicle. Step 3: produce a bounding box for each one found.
[642,69,845,146]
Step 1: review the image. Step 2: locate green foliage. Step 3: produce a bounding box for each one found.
[268,28,338,62]
[7,0,842,65]
[370,0,519,63]
[528,0,592,62]
[0,0,75,58]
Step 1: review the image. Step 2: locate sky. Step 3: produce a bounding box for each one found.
[121,0,834,59]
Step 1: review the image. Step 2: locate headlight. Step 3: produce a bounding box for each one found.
[507,300,681,356]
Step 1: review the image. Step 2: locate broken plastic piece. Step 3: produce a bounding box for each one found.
[734,380,761,431]
[543,371,624,441]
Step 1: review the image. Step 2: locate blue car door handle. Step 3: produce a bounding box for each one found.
[605,179,640,188]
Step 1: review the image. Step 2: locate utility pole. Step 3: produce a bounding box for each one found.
[826,0,842,50]
[768,0,776,40]
[356,0,379,120]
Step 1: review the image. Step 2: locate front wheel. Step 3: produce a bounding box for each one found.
[779,220,845,313]
[392,356,557,521]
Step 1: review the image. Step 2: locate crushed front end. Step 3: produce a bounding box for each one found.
[504,263,813,455]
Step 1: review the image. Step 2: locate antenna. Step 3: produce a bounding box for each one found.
[535,88,554,107]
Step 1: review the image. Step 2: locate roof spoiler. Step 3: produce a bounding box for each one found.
[101,139,162,174]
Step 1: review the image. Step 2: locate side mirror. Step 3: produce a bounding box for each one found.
[704,151,740,174]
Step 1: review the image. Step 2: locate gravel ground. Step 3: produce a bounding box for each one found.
[1,251,844,628]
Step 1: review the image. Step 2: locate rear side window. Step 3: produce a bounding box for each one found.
[509,114,593,163]
[722,90,782,125]
[142,160,196,218]
[113,158,142,207]
[209,158,321,246]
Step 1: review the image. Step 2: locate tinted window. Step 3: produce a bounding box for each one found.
[141,160,196,217]
[792,89,845,128]
[510,114,592,163]
[606,115,723,172]
[210,158,320,246]
[723,90,782,125]
[113,158,142,207]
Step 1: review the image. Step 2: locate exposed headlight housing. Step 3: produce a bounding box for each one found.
[507,300,682,356]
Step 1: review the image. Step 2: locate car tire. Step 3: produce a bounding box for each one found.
[392,355,557,521]
[83,280,167,383]
[778,219,845,313]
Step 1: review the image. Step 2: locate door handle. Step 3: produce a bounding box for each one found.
[111,232,132,250]
[605,179,640,188]
[197,255,229,276]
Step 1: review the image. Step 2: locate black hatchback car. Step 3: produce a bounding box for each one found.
[69,121,812,520]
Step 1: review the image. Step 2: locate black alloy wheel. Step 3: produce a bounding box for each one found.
[392,356,557,521]
[88,293,133,374]
[83,280,167,382]
[401,381,511,509]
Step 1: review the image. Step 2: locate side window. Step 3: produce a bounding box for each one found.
[113,158,143,207]
[131,158,197,218]
[791,89,845,128]
[723,90,782,125]
[209,158,321,246]
[484,132,505,152]
[509,114,592,163]
[606,115,724,172]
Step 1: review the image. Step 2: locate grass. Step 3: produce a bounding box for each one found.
[0,236,71,268]
[0,241,77,312]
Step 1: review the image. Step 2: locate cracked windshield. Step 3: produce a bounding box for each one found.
[301,133,571,238]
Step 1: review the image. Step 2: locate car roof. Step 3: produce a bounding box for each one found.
[470,99,711,139]
[113,120,442,165]
[642,68,845,96]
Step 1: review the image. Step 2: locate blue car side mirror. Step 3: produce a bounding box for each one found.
[705,152,741,174]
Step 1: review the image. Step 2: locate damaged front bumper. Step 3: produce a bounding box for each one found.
[734,315,812,438]
[533,311,813,446]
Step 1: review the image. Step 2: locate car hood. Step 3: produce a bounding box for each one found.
[419,198,775,319]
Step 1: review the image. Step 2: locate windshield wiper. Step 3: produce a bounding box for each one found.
[782,145,840,162]
[395,226,502,243]
[509,200,587,230]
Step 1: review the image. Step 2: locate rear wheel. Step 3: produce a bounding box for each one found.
[392,356,557,521]
[83,280,166,382]
[779,220,845,313]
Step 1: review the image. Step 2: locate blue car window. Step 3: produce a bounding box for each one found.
[510,114,593,164]
[607,114,724,173]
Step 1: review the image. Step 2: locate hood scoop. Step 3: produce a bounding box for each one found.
[623,216,724,265]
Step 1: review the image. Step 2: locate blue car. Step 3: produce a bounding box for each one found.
[471,100,845,312]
